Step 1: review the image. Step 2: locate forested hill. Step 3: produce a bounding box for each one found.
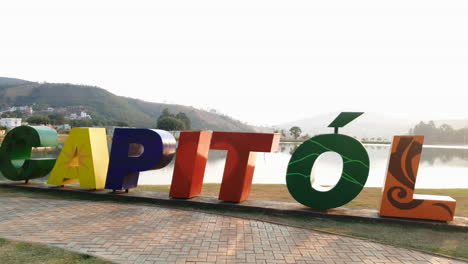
[0,77,257,132]
[409,121,468,145]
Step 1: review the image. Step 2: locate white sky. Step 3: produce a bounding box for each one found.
[1,0,468,126]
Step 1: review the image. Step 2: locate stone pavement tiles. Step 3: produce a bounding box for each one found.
[0,196,464,264]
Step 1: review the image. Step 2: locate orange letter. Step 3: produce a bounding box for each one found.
[380,136,456,221]
[211,132,280,202]
[170,131,213,198]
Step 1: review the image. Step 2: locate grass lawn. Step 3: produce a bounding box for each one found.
[0,238,111,264]
[136,184,468,217]
[0,185,467,261]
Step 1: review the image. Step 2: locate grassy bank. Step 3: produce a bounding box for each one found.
[280,139,304,143]
[136,184,468,217]
[0,238,111,264]
[361,141,391,145]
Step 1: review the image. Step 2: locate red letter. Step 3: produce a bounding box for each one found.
[211,132,280,202]
[170,131,212,198]
[169,132,280,203]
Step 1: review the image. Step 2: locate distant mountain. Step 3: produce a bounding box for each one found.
[277,112,417,140]
[278,112,468,141]
[0,77,258,132]
[0,77,31,86]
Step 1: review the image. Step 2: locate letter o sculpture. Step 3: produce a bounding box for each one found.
[286,134,370,210]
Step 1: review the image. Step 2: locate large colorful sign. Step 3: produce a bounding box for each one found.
[0,112,458,222]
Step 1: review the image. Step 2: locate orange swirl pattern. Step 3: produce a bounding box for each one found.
[380,136,456,222]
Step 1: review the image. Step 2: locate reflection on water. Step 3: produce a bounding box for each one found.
[421,148,468,166]
[1,142,467,188]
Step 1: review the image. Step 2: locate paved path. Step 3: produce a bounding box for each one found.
[0,196,464,264]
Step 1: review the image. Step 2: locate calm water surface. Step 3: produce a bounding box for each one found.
[138,143,468,188]
[2,143,468,188]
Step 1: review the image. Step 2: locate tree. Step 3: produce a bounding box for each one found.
[48,113,65,125]
[70,119,94,127]
[27,115,50,125]
[157,109,191,130]
[176,112,191,130]
[157,116,185,131]
[410,121,460,144]
[158,108,175,121]
[439,124,454,143]
[289,126,302,139]
[157,108,174,124]
[114,121,129,127]
[32,104,49,111]
[2,111,23,118]
[281,130,286,137]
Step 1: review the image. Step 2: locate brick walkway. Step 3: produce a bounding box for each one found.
[0,196,464,264]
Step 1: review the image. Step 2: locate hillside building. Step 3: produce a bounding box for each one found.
[0,118,22,128]
[5,106,33,115]
[80,111,91,119]
[67,111,92,120]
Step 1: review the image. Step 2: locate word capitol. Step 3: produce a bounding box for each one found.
[0,125,456,222]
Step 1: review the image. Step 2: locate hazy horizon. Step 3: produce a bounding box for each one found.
[2,1,468,126]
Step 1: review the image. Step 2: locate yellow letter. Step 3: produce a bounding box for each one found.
[47,128,109,189]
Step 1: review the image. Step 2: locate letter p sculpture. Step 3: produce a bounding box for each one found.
[105,128,176,192]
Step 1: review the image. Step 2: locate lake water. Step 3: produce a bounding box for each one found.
[2,143,468,189]
[137,143,468,188]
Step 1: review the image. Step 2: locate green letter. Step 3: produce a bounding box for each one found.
[0,126,58,182]
[286,112,370,209]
